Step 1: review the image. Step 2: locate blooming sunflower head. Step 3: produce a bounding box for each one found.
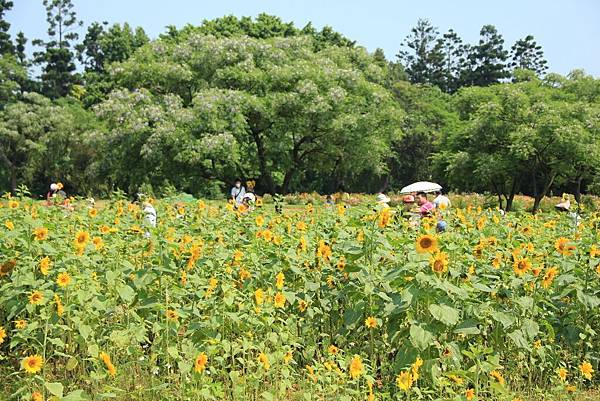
[365,316,377,329]
[416,234,438,254]
[57,272,71,287]
[512,258,531,277]
[29,291,43,305]
[430,252,449,274]
[194,352,208,373]
[22,354,43,374]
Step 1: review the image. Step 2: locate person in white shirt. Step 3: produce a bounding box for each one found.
[230,178,246,206]
[433,191,451,209]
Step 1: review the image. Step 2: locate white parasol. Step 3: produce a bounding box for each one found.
[399,181,442,194]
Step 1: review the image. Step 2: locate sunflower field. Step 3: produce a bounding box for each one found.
[0,195,599,401]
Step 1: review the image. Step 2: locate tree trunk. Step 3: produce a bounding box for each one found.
[252,130,275,194]
[10,166,17,194]
[532,173,557,214]
[575,174,583,204]
[282,168,296,194]
[378,175,390,194]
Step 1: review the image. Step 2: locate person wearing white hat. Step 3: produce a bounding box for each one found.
[376,193,391,206]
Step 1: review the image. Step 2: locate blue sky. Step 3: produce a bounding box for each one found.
[7,0,600,76]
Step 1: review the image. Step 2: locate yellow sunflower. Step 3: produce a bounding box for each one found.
[194,352,208,373]
[75,231,90,247]
[22,355,43,374]
[274,292,286,308]
[0,326,6,345]
[580,361,594,380]
[416,234,438,254]
[39,257,51,276]
[555,237,576,256]
[490,370,505,385]
[349,355,364,379]
[396,371,413,391]
[275,272,285,289]
[57,272,71,287]
[558,367,567,382]
[258,352,270,370]
[29,290,43,305]
[512,257,531,277]
[365,316,377,329]
[430,252,449,274]
[33,227,48,241]
[166,309,178,321]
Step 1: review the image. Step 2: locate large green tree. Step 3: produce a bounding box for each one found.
[33,0,83,98]
[101,34,402,194]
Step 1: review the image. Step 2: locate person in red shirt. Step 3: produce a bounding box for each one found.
[416,192,435,217]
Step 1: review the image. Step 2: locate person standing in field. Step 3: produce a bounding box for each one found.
[230,178,246,206]
[416,192,435,217]
[433,191,451,209]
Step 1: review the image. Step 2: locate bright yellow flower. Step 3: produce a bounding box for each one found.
[255,215,265,227]
[31,391,43,401]
[430,252,449,274]
[22,355,43,374]
[317,240,332,261]
[490,370,505,385]
[396,371,413,391]
[447,374,463,385]
[88,208,98,218]
[8,200,19,209]
[166,310,178,321]
[283,351,293,364]
[29,291,43,305]
[275,271,285,289]
[4,220,14,230]
[349,355,364,379]
[328,344,339,355]
[92,236,104,250]
[258,352,270,370]
[580,361,594,380]
[39,256,51,276]
[194,352,208,373]
[0,326,6,345]
[99,351,117,377]
[57,272,71,287]
[365,316,377,329]
[274,292,286,308]
[298,299,308,312]
[555,237,576,256]
[558,367,567,382]
[566,385,576,393]
[254,289,265,305]
[34,227,48,241]
[416,234,438,253]
[15,319,27,329]
[542,267,559,289]
[75,231,90,247]
[54,294,64,317]
[512,257,531,277]
[465,388,475,400]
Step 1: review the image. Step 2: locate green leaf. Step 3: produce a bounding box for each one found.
[410,324,434,351]
[429,304,460,326]
[45,382,64,398]
[491,311,515,329]
[507,329,529,349]
[79,324,92,340]
[453,320,480,335]
[261,391,275,401]
[62,390,89,401]
[117,284,135,304]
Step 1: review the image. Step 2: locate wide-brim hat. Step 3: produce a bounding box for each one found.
[376,193,391,203]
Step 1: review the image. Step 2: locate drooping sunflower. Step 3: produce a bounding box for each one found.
[258,352,270,370]
[99,351,116,376]
[416,234,438,254]
[555,237,576,256]
[194,352,208,373]
[54,294,64,317]
[275,272,285,289]
[254,289,265,305]
[56,272,71,288]
[396,371,413,391]
[490,370,505,385]
[512,257,531,277]
[298,299,308,312]
[39,257,51,276]
[430,252,449,274]
[541,267,559,289]
[349,355,364,379]
[0,259,16,277]
[22,355,43,374]
[465,389,475,401]
[29,291,43,305]
[0,326,6,345]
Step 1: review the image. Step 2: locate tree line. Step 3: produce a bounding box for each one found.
[1,0,599,212]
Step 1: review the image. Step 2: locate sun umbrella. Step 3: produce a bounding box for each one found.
[399,181,442,194]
